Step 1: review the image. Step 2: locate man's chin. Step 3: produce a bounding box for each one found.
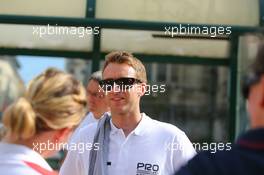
[88,107,95,112]
[111,106,127,114]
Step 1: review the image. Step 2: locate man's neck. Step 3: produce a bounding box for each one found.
[251,118,264,129]
[251,123,264,130]
[112,111,142,137]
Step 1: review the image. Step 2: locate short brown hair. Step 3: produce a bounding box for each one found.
[103,51,147,83]
[242,42,264,99]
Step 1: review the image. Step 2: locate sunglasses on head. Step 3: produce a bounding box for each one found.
[99,77,142,92]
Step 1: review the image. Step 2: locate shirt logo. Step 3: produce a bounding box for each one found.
[136,162,159,175]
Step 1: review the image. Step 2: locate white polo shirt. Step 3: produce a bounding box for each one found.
[0,142,55,175]
[60,113,196,175]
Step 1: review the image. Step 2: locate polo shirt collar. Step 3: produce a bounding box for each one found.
[236,128,264,150]
[109,113,150,136]
[110,119,122,135]
[133,113,150,136]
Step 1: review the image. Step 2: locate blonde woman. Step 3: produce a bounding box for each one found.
[0,68,87,175]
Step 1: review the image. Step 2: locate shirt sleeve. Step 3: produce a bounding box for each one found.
[172,131,197,173]
[59,124,97,175]
[59,134,86,175]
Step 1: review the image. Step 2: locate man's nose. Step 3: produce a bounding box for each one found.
[112,83,122,93]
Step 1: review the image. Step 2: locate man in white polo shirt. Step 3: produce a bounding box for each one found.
[60,51,196,175]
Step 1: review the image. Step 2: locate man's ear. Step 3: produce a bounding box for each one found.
[260,76,264,107]
[137,83,147,97]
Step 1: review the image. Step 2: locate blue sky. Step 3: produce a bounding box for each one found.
[17,56,65,85]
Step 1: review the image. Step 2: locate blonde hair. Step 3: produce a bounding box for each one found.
[103,51,147,83]
[2,68,87,140]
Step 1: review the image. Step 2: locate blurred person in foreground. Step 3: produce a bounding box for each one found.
[0,68,87,175]
[60,51,196,175]
[175,42,264,175]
